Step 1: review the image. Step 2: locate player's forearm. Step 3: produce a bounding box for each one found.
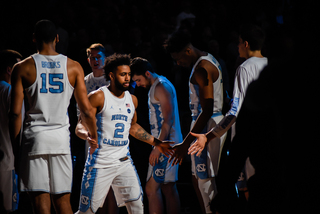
[158,120,172,141]
[210,115,236,138]
[79,108,97,141]
[186,108,213,146]
[130,123,159,146]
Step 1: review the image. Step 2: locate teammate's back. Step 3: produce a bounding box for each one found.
[9,19,97,214]
[24,53,73,131]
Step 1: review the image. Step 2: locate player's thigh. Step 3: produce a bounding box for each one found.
[49,154,73,194]
[112,161,142,207]
[79,167,116,213]
[20,154,50,192]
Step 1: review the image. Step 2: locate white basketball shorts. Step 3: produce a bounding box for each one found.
[20,154,72,194]
[79,159,143,213]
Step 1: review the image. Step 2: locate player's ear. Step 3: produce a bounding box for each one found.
[55,34,59,44]
[145,71,151,77]
[244,41,249,48]
[108,71,114,80]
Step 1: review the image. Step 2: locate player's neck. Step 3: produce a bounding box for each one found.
[150,73,159,85]
[247,50,263,59]
[92,68,104,77]
[109,84,125,98]
[194,48,207,63]
[38,43,58,56]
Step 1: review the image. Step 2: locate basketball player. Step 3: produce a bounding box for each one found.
[188,24,267,177]
[164,30,227,214]
[130,57,182,214]
[81,43,117,214]
[9,19,98,214]
[78,43,110,152]
[0,49,22,214]
[75,53,173,214]
[84,43,109,96]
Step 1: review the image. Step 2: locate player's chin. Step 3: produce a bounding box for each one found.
[123,85,130,90]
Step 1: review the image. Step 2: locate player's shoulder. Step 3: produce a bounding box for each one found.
[67,57,81,68]
[155,80,173,95]
[197,57,218,73]
[89,88,104,99]
[16,56,34,67]
[12,56,35,74]
[66,57,84,74]
[130,94,138,108]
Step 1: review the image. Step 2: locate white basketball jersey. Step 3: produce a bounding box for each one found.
[77,73,110,117]
[189,53,223,123]
[148,76,183,145]
[23,54,73,155]
[84,72,110,94]
[88,86,135,168]
[227,57,268,118]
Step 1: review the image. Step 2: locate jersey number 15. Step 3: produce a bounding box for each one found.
[40,73,64,93]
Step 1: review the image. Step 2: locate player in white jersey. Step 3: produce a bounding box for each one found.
[188,24,268,210]
[0,50,22,213]
[85,43,109,93]
[164,30,227,213]
[82,43,116,214]
[131,57,182,214]
[75,54,173,214]
[9,20,97,214]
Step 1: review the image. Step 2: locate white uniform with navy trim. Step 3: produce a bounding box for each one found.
[79,86,142,213]
[20,53,74,193]
[189,53,227,213]
[146,76,182,183]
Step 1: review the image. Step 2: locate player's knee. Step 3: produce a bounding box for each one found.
[125,196,144,214]
[161,182,177,195]
[145,178,160,198]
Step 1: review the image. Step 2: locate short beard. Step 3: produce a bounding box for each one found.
[115,77,129,91]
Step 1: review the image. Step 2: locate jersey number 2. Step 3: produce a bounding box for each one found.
[114,123,124,138]
[40,73,64,93]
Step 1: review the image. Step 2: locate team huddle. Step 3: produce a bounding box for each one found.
[1,19,267,214]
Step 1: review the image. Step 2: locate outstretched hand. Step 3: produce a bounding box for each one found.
[155,140,174,158]
[169,142,190,166]
[188,132,208,157]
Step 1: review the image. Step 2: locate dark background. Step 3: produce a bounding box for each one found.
[2,0,316,213]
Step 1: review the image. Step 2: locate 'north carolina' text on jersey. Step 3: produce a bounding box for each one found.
[87,86,135,168]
